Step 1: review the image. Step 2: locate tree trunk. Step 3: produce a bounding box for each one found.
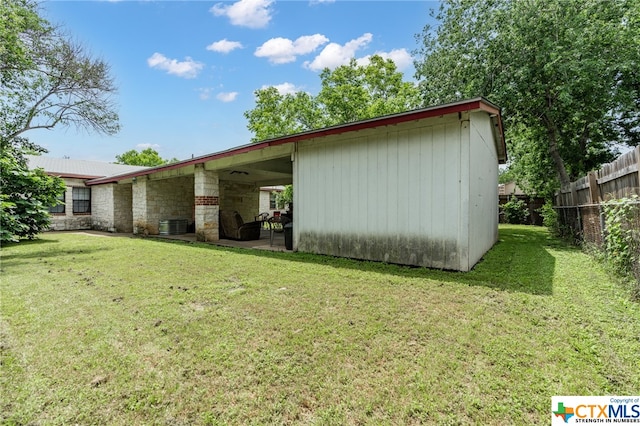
[542,113,571,188]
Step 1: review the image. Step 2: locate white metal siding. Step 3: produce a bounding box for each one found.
[468,111,499,267]
[295,115,471,270]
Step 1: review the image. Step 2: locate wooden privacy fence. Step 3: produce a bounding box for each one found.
[554,146,640,245]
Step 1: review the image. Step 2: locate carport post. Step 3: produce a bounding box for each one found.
[194,164,220,242]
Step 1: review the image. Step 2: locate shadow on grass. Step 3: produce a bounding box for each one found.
[163,225,567,296]
[1,237,110,267]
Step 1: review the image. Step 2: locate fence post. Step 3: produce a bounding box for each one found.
[636,146,640,194]
[569,182,581,236]
[587,172,600,204]
[599,203,605,246]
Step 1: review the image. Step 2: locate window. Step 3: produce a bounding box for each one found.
[49,190,66,214]
[269,192,278,209]
[72,187,91,214]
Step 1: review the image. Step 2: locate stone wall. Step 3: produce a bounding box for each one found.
[194,166,219,241]
[91,183,134,233]
[133,176,195,234]
[113,184,134,232]
[91,184,115,231]
[220,180,260,224]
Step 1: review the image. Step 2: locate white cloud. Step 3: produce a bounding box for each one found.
[261,82,301,95]
[217,92,238,102]
[136,143,160,150]
[304,33,373,71]
[255,34,329,64]
[310,0,335,4]
[147,52,204,79]
[356,48,413,71]
[206,39,243,53]
[210,0,273,29]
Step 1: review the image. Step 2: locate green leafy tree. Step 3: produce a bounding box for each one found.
[1,0,120,242]
[1,141,65,242]
[498,166,516,185]
[275,185,293,209]
[415,0,640,196]
[244,55,421,141]
[115,148,177,166]
[1,0,120,141]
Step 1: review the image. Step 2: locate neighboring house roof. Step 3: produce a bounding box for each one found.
[87,97,507,186]
[499,182,528,196]
[27,156,149,179]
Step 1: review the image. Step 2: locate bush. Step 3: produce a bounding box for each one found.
[601,195,640,299]
[539,200,559,232]
[1,146,65,242]
[502,196,530,224]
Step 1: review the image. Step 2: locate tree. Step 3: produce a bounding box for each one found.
[115,148,177,166]
[1,0,120,242]
[1,141,65,242]
[244,55,421,141]
[1,0,120,141]
[414,0,640,197]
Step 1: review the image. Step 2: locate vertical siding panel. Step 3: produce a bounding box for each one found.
[458,117,471,270]
[397,129,410,235]
[357,136,367,234]
[444,122,462,270]
[430,124,446,268]
[387,130,399,261]
[353,136,365,257]
[324,142,332,232]
[407,128,422,265]
[397,128,410,263]
[340,139,351,254]
[377,132,387,236]
[468,112,499,267]
[366,134,378,259]
[419,126,433,266]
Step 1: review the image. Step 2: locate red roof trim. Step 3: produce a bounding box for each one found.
[87,97,504,185]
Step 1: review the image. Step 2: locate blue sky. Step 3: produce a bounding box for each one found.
[36,0,438,162]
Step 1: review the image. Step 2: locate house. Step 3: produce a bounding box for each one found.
[259,186,286,217]
[26,156,147,232]
[498,181,545,226]
[38,98,507,271]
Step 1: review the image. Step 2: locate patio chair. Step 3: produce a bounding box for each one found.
[219,210,262,241]
[267,215,291,246]
[254,212,269,222]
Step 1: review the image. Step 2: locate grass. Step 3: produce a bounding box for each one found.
[1,225,639,425]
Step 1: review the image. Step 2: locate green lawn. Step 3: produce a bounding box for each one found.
[1,225,639,425]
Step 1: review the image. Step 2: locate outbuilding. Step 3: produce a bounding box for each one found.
[84,97,506,271]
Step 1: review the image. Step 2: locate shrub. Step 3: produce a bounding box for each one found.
[539,200,559,233]
[502,196,530,224]
[601,195,640,299]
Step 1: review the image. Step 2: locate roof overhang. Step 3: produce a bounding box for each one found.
[86,97,507,185]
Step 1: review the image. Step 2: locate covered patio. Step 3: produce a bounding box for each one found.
[151,224,292,252]
[87,140,295,243]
